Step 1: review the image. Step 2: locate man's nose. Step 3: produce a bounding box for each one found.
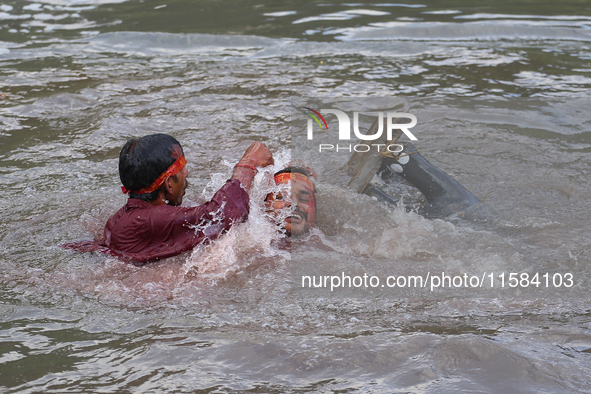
[290,197,302,211]
[283,192,292,205]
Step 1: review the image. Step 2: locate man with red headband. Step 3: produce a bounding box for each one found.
[265,145,484,237]
[65,134,273,264]
[265,167,316,237]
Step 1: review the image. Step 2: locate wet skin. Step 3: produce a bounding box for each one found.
[155,142,273,207]
[167,165,188,206]
[157,144,189,207]
[265,177,316,237]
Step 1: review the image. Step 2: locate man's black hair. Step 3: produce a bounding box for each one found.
[119,134,184,202]
[274,166,316,193]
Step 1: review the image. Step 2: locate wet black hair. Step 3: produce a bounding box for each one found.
[274,166,315,191]
[272,166,317,196]
[119,134,184,202]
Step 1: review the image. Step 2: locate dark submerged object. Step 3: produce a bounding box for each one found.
[347,117,489,221]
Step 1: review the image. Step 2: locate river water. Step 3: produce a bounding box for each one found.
[1,0,591,392]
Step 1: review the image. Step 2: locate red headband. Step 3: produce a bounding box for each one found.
[274,172,314,189]
[121,156,187,194]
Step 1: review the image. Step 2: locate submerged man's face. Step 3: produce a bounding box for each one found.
[265,175,316,237]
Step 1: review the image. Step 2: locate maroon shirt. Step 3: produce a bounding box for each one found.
[64,179,249,264]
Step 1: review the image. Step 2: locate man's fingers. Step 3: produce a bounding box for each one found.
[239,142,274,167]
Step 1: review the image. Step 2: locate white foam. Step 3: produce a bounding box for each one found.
[23,4,44,11]
[264,11,297,17]
[183,149,293,281]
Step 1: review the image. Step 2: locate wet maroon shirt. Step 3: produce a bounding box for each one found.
[64,179,249,264]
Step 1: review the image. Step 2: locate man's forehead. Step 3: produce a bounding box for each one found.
[293,180,314,194]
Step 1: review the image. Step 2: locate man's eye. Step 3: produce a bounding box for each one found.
[275,194,283,200]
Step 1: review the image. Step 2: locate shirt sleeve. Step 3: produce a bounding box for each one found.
[183,178,250,235]
[93,179,250,264]
[141,178,250,262]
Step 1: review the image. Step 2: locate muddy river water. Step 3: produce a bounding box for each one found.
[1,0,591,392]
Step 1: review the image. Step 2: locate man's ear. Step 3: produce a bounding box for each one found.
[164,176,174,193]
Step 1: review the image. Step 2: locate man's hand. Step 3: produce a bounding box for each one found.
[237,141,274,168]
[231,142,274,190]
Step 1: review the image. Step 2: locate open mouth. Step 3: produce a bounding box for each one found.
[286,208,307,224]
[289,212,304,221]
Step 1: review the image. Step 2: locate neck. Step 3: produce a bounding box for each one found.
[149,191,168,206]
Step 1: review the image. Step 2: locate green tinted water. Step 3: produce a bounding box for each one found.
[1,0,590,392]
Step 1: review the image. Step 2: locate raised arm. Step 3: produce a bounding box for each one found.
[231,142,274,190]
